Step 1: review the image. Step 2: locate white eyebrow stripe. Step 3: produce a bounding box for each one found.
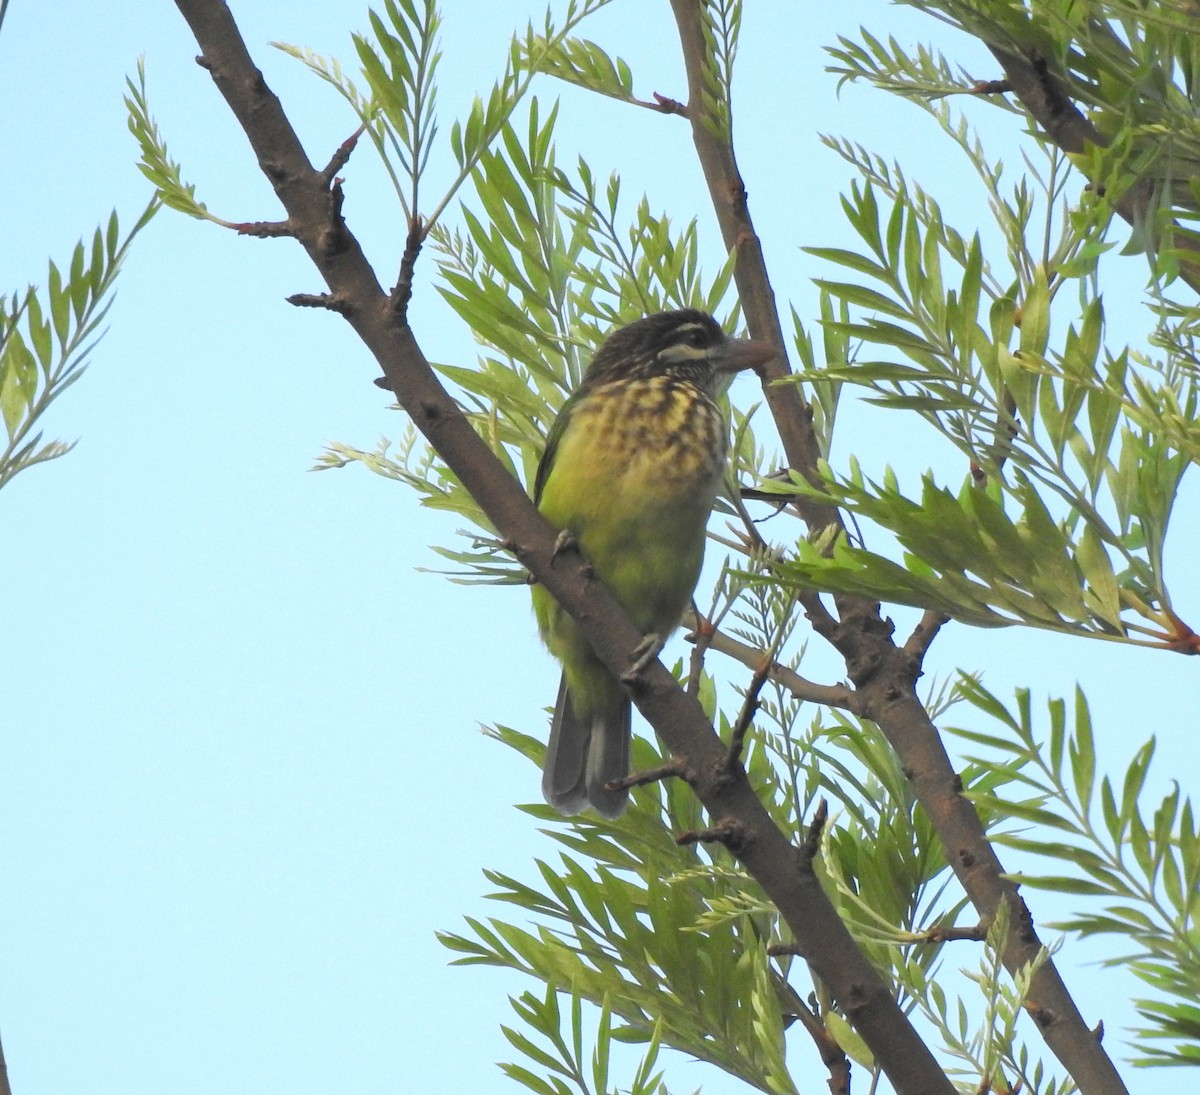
[658,343,711,361]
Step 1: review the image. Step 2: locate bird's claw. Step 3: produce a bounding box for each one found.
[621,633,664,685]
[551,528,578,560]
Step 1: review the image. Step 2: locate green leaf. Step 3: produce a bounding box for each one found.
[823,319,938,358]
[48,262,69,347]
[977,795,1076,831]
[956,678,1022,731]
[1068,685,1096,819]
[1120,739,1155,835]
[1010,873,1115,896]
[0,328,36,434]
[1076,524,1122,631]
[528,35,637,103]
[802,246,890,281]
[501,1023,568,1074]
[812,279,911,318]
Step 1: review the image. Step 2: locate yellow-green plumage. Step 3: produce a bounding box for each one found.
[532,310,773,818]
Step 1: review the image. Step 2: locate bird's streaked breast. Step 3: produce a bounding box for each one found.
[571,375,727,491]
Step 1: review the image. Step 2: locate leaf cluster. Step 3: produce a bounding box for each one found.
[839,1,1200,282]
[1,203,156,490]
[441,728,796,1094]
[126,60,223,225]
[949,678,1200,1067]
[697,0,742,143]
[777,105,1194,647]
[497,986,672,1095]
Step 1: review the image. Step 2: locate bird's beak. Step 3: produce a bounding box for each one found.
[712,337,776,374]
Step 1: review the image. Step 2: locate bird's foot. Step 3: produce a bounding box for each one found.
[621,633,664,685]
[551,528,578,560]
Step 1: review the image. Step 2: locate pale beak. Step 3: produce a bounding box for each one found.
[712,337,776,374]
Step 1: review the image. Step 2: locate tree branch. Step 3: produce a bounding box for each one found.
[0,1028,11,1095]
[771,967,852,1095]
[722,653,768,768]
[317,123,365,189]
[667,5,1130,1093]
[903,609,951,662]
[986,42,1200,293]
[684,613,859,711]
[810,610,1129,1094]
[666,0,838,532]
[172,2,956,1092]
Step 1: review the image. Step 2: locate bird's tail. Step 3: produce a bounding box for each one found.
[542,673,630,819]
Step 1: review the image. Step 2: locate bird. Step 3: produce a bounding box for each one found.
[531,309,774,818]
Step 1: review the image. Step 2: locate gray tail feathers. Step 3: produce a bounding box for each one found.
[542,673,630,819]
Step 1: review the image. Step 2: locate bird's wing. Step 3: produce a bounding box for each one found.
[533,389,581,504]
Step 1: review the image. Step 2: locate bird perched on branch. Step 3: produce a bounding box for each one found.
[532,309,774,818]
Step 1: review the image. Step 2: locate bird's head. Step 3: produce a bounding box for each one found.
[584,309,775,389]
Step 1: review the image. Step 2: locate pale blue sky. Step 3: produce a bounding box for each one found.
[3,2,1195,1093]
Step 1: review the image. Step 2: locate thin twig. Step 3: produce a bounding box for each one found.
[969,78,1011,95]
[231,219,295,237]
[913,922,989,944]
[903,609,951,663]
[798,799,829,868]
[608,758,686,793]
[768,941,806,958]
[650,91,687,115]
[724,656,768,769]
[687,615,858,711]
[676,819,747,851]
[771,970,852,1095]
[287,292,352,314]
[316,178,349,257]
[685,604,715,698]
[391,214,425,319]
[318,122,366,189]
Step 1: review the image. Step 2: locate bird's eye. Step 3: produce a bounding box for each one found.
[656,322,717,364]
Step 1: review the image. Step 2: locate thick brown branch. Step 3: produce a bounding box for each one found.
[172,5,950,1093]
[668,7,1131,1094]
[822,629,1129,1095]
[667,0,838,534]
[987,44,1200,293]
